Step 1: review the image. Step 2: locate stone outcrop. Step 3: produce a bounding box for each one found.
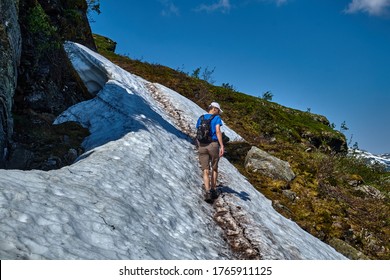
[0,0,22,166]
[0,0,94,170]
[328,238,370,260]
[244,146,295,182]
[301,129,347,153]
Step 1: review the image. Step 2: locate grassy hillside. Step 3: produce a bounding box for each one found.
[93,34,390,259]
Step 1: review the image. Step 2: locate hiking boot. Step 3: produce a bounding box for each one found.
[204,192,213,203]
[210,189,219,200]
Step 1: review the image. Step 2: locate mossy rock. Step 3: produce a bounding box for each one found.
[10,113,89,170]
[329,238,370,260]
[93,34,117,53]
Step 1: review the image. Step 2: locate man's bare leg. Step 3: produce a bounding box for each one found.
[211,170,218,190]
[203,169,210,192]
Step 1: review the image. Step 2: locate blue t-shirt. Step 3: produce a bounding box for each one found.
[196,114,223,142]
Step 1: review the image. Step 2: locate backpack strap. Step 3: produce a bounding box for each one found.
[200,114,216,122]
[208,114,217,122]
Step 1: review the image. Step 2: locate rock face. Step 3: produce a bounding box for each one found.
[37,0,96,50]
[15,0,94,116]
[0,0,94,170]
[0,0,22,166]
[244,146,295,182]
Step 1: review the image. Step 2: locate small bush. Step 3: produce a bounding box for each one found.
[26,4,60,55]
[27,5,57,37]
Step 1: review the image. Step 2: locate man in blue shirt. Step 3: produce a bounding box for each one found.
[196,102,225,202]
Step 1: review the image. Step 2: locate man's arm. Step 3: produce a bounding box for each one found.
[215,124,224,157]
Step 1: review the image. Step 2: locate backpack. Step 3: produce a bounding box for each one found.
[196,114,216,143]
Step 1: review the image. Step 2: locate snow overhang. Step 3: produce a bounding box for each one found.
[64,42,109,95]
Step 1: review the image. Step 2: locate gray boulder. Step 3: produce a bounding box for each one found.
[244,146,295,182]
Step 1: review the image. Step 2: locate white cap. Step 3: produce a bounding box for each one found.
[210,102,223,113]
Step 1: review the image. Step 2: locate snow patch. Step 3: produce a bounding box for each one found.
[0,42,346,260]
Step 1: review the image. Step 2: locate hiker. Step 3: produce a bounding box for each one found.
[196,102,225,202]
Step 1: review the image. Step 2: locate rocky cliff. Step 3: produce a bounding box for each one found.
[0,0,21,166]
[0,0,94,169]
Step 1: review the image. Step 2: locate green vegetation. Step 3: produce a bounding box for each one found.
[27,4,57,37]
[261,91,273,101]
[86,0,101,18]
[93,33,390,259]
[26,3,60,53]
[93,33,116,52]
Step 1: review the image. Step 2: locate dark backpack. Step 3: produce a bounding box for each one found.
[196,114,216,143]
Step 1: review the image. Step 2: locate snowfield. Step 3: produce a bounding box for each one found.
[349,149,390,171]
[0,42,346,260]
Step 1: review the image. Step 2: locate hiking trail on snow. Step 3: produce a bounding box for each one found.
[145,82,263,259]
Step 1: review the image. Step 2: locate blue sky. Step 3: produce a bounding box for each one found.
[91,0,390,154]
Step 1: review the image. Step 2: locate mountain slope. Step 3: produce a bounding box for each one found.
[93,34,390,260]
[0,42,345,260]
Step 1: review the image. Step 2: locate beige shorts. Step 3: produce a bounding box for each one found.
[198,142,220,171]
